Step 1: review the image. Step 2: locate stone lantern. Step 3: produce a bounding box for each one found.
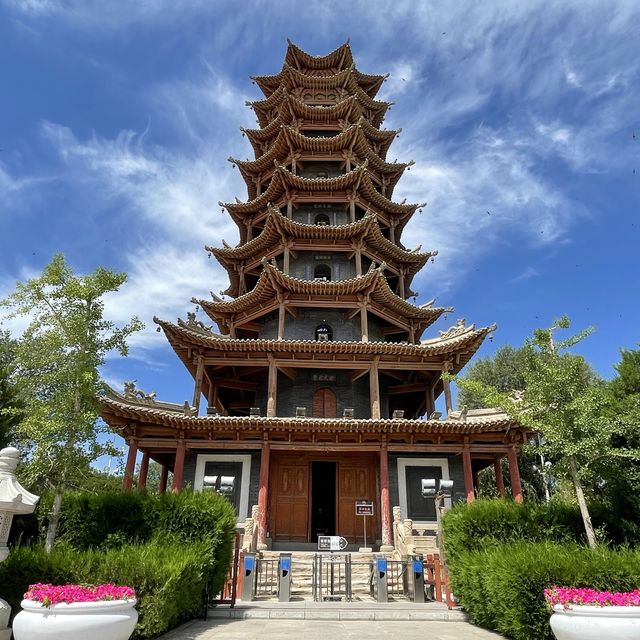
[0,447,39,640]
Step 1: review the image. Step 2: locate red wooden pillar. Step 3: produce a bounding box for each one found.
[462,447,475,503]
[257,440,270,550]
[122,439,138,491]
[494,456,505,497]
[172,440,186,492]
[379,444,393,549]
[508,446,523,503]
[159,464,168,494]
[138,450,150,491]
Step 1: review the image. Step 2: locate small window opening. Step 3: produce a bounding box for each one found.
[314,264,331,281]
[315,323,333,341]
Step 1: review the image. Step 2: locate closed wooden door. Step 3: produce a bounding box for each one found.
[337,459,378,543]
[270,458,309,541]
[312,387,337,418]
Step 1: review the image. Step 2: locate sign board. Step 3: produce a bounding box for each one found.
[317,535,348,551]
[355,500,374,516]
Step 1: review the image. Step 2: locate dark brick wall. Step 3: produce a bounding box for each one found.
[182,450,261,519]
[389,453,465,509]
[288,252,356,281]
[259,308,384,343]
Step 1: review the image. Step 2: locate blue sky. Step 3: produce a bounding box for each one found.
[1,1,639,462]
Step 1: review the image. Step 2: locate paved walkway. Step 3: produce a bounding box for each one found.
[159,618,505,639]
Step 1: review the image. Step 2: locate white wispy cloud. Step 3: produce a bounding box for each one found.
[511,267,541,283]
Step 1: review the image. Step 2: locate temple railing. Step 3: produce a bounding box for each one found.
[241,504,260,552]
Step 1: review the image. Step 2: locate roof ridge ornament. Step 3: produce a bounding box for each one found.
[123,380,157,403]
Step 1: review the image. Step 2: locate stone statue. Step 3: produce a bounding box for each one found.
[439,318,474,339]
[185,311,212,333]
[123,381,156,402]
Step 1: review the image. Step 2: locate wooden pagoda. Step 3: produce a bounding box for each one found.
[101,41,528,550]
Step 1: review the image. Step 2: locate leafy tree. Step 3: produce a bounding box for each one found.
[0,254,143,551]
[0,330,24,448]
[597,347,640,541]
[458,345,528,409]
[457,317,637,548]
[458,345,547,500]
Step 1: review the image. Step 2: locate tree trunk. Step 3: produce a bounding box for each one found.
[568,455,597,549]
[45,489,64,553]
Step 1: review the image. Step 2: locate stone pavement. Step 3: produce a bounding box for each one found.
[159,617,505,639]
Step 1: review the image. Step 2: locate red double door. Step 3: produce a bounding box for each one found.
[269,453,379,544]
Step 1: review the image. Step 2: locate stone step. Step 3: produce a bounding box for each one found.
[209,601,467,621]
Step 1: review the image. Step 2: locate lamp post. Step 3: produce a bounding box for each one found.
[0,447,40,640]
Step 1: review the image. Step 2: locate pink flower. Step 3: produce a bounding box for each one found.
[544,586,640,609]
[24,583,136,608]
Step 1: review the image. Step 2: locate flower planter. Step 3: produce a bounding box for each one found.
[550,604,640,640]
[12,598,138,640]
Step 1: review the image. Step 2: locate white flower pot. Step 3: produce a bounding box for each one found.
[550,603,640,640]
[12,598,138,640]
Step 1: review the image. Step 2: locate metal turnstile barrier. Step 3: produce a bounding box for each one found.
[278,553,292,602]
[241,552,256,601]
[313,553,352,602]
[370,554,388,603]
[385,558,408,599]
[409,554,425,602]
[254,556,279,598]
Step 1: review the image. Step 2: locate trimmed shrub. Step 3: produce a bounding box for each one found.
[5,490,237,638]
[0,540,214,639]
[448,542,640,640]
[441,498,620,563]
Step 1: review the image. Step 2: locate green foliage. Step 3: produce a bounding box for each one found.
[0,253,143,548]
[4,490,237,638]
[0,330,23,448]
[0,540,214,639]
[448,542,640,640]
[442,499,584,563]
[458,345,528,410]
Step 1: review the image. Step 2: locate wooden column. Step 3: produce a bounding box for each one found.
[379,444,393,549]
[426,383,436,418]
[277,301,286,340]
[350,199,355,222]
[286,200,292,219]
[245,221,253,241]
[239,265,246,295]
[172,439,186,492]
[398,268,406,299]
[267,355,277,417]
[360,302,369,342]
[122,439,138,491]
[355,247,362,276]
[389,221,396,244]
[369,357,381,419]
[494,456,505,497]
[257,440,270,550]
[442,364,453,415]
[508,446,523,503]
[138,450,150,491]
[462,446,475,503]
[192,355,204,412]
[159,464,168,494]
[284,244,290,275]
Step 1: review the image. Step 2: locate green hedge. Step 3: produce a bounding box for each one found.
[0,540,213,639]
[448,542,640,640]
[441,498,619,563]
[5,490,237,639]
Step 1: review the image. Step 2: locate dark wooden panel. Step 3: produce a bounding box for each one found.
[270,458,309,541]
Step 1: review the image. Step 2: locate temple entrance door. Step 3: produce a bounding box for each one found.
[270,457,309,542]
[312,388,337,418]
[337,458,378,544]
[310,461,336,542]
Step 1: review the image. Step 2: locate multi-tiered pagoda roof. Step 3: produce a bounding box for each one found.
[102,41,527,540]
